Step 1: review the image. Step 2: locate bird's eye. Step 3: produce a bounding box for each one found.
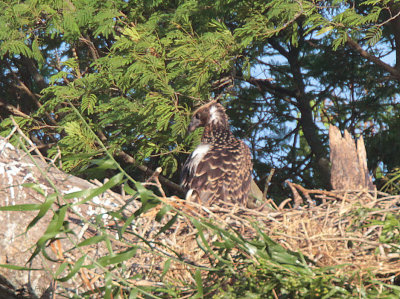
[195,113,200,119]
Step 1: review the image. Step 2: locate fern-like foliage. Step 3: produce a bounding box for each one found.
[0,0,399,195]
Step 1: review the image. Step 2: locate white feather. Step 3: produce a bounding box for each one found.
[209,105,219,123]
[188,144,211,173]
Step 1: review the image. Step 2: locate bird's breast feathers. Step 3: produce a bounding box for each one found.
[186,143,211,174]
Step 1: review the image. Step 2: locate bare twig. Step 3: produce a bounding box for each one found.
[10,116,47,163]
[286,180,303,208]
[116,150,184,196]
[347,36,400,79]
[263,168,275,201]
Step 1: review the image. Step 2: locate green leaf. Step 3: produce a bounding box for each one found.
[55,262,69,277]
[316,25,333,36]
[0,264,41,270]
[121,213,136,235]
[155,204,172,222]
[161,259,171,280]
[194,269,203,297]
[22,183,46,196]
[155,213,178,237]
[67,172,125,205]
[121,27,140,41]
[104,272,112,299]
[97,247,138,267]
[123,184,136,195]
[0,204,41,211]
[57,255,87,282]
[26,193,57,232]
[77,235,105,247]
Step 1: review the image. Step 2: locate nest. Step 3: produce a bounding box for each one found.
[5,123,399,296]
[120,181,400,289]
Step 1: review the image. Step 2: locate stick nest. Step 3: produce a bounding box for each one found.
[124,185,400,287]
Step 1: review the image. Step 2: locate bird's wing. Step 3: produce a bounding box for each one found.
[181,142,252,204]
[224,141,252,204]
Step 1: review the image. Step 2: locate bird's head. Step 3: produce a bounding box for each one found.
[187,100,229,133]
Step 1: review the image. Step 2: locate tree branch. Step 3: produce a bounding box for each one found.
[346,36,400,79]
[0,100,30,118]
[116,150,185,196]
[246,77,298,99]
[79,35,100,60]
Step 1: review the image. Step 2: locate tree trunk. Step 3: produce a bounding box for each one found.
[329,125,375,191]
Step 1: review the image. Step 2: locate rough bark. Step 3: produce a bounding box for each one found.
[247,41,332,190]
[329,125,375,191]
[289,45,331,190]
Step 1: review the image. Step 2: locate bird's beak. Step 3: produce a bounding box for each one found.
[187,118,200,133]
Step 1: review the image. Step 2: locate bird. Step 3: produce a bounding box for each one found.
[180,100,253,206]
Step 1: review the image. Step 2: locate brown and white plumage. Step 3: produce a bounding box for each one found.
[180,101,252,206]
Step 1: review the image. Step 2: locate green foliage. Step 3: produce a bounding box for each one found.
[3,162,398,297]
[1,0,400,297]
[2,122,400,297]
[374,213,400,246]
[0,0,398,196]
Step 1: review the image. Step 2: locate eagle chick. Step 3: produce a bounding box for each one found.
[180,101,253,206]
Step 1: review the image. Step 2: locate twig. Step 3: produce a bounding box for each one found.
[286,180,303,208]
[278,198,292,210]
[117,150,184,196]
[263,168,275,201]
[10,116,47,164]
[0,100,30,118]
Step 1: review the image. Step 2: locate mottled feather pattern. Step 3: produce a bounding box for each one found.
[181,102,253,206]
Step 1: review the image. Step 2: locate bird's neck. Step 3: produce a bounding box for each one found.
[202,125,232,143]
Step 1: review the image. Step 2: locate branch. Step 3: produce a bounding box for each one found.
[6,59,58,126]
[79,35,100,60]
[0,100,30,118]
[246,77,298,99]
[346,36,400,79]
[116,150,185,196]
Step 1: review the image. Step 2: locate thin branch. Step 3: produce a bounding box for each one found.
[263,168,275,201]
[377,7,400,28]
[10,116,47,164]
[5,59,58,126]
[116,150,184,196]
[246,76,298,99]
[286,180,303,208]
[0,100,30,118]
[346,36,400,79]
[79,36,100,60]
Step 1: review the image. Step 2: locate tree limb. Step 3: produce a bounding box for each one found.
[0,100,30,118]
[346,36,400,79]
[246,77,298,99]
[116,150,185,196]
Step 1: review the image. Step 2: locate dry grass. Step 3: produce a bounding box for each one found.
[120,182,400,287]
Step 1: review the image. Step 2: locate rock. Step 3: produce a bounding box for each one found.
[0,137,124,298]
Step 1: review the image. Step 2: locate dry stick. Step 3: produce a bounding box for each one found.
[278,198,293,210]
[3,125,17,142]
[272,288,279,299]
[290,182,314,204]
[347,36,400,79]
[263,168,275,201]
[117,150,184,196]
[10,116,47,164]
[292,182,349,202]
[0,100,30,118]
[286,180,303,208]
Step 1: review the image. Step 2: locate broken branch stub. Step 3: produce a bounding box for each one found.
[329,125,375,191]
